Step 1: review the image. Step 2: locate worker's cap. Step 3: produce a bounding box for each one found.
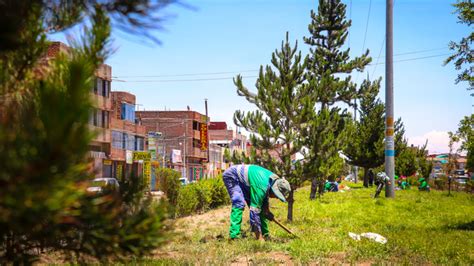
[270,176,291,203]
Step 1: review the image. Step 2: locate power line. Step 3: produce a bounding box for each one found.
[372,39,385,77]
[357,0,372,84]
[372,47,446,76]
[394,47,446,56]
[113,75,258,83]
[361,0,372,54]
[113,69,258,78]
[113,54,449,83]
[368,53,450,66]
[348,0,352,49]
[113,47,448,80]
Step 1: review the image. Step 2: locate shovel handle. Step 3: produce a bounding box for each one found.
[271,217,299,238]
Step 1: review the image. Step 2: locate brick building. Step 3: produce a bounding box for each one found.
[136,110,209,181]
[209,121,247,164]
[44,42,149,180]
[108,91,147,180]
[44,42,113,177]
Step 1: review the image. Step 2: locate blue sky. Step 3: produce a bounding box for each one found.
[52,0,472,153]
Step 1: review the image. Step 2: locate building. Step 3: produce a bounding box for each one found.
[428,153,467,171]
[208,121,247,170]
[209,121,247,153]
[44,42,150,181]
[44,42,113,178]
[207,143,224,177]
[109,91,148,180]
[136,110,209,181]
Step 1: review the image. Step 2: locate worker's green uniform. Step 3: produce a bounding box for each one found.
[222,165,278,239]
[418,177,429,191]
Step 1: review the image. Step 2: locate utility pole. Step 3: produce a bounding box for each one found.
[385,0,395,198]
[205,98,209,177]
[184,118,187,181]
[354,98,358,183]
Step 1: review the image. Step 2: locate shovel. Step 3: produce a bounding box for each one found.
[270,217,299,238]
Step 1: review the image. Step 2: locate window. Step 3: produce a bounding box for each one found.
[135,137,144,151]
[123,133,135,150]
[112,131,123,149]
[89,110,95,125]
[102,80,110,97]
[96,110,103,128]
[93,109,98,126]
[102,110,109,128]
[96,78,102,95]
[121,103,135,122]
[193,121,199,130]
[93,78,98,94]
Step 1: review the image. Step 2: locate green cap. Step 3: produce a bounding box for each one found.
[270,177,291,203]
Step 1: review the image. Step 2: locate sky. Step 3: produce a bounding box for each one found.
[52,0,472,154]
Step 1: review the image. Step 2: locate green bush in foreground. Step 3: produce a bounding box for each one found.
[0,2,175,263]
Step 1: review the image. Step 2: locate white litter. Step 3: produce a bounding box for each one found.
[348,232,387,244]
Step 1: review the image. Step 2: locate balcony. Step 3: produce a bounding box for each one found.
[89,126,111,143]
[90,93,112,111]
[110,118,146,136]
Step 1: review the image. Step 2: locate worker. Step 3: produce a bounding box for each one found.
[368,169,375,187]
[418,177,430,191]
[399,176,410,190]
[222,164,291,241]
[374,172,391,198]
[324,180,339,192]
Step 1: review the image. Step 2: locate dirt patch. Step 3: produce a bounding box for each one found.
[175,205,251,236]
[151,250,182,259]
[264,251,294,265]
[313,252,374,265]
[230,251,293,265]
[231,255,250,266]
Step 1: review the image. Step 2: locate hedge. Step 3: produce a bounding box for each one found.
[175,177,230,217]
[155,168,181,207]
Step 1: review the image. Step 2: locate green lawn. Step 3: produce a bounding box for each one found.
[146,184,474,264]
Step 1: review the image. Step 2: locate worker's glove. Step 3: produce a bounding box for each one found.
[264,211,275,221]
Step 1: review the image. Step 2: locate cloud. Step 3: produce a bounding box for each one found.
[408,130,461,154]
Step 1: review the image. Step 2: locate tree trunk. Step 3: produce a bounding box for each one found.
[310,177,318,200]
[317,178,325,198]
[287,189,294,222]
[354,166,358,183]
[363,167,369,188]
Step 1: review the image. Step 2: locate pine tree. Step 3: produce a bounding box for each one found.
[234,32,310,221]
[344,79,385,187]
[303,0,372,198]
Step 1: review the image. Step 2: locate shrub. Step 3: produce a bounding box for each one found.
[175,176,230,217]
[433,178,446,190]
[176,184,199,216]
[156,168,181,206]
[465,180,474,193]
[206,177,230,208]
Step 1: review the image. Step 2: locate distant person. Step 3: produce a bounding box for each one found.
[418,177,430,192]
[368,169,375,187]
[324,180,339,192]
[374,172,391,198]
[222,164,291,241]
[399,176,410,190]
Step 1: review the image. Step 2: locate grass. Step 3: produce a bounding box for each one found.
[145,183,474,264]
